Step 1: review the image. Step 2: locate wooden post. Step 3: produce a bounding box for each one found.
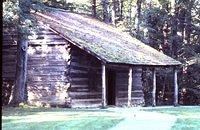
[102,63,107,107]
[128,67,133,107]
[174,68,179,106]
[152,68,156,107]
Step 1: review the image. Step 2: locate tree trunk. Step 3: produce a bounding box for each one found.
[111,0,117,25]
[102,0,110,23]
[8,0,29,106]
[9,39,28,106]
[92,0,97,18]
[171,0,178,57]
[135,0,142,34]
[184,0,194,44]
[119,0,123,20]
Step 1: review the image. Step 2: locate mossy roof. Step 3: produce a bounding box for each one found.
[33,10,181,66]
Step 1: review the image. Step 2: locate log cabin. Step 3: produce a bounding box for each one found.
[2,9,181,108]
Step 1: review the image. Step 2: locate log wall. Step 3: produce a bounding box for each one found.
[115,67,145,106]
[27,23,71,107]
[69,46,102,108]
[2,26,18,105]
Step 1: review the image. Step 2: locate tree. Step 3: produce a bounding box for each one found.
[8,0,31,106]
[135,0,142,34]
[102,0,110,23]
[92,0,97,17]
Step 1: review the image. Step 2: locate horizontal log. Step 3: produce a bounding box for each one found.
[117,97,144,102]
[28,63,67,67]
[71,80,88,85]
[2,72,16,77]
[27,76,67,82]
[71,102,101,108]
[2,46,17,50]
[70,73,89,78]
[71,84,89,88]
[27,66,66,71]
[2,55,17,59]
[27,70,66,76]
[3,42,17,46]
[2,69,16,73]
[27,81,68,86]
[70,92,102,99]
[70,69,88,74]
[35,32,56,35]
[3,35,18,40]
[28,38,66,43]
[71,78,88,81]
[69,88,90,92]
[28,59,67,65]
[2,51,17,55]
[28,56,69,62]
[117,91,144,98]
[71,98,102,103]
[28,34,63,40]
[2,76,15,80]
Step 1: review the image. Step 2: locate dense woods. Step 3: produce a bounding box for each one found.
[3,0,200,106]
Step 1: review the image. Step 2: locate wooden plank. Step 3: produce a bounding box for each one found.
[152,68,156,107]
[127,67,133,107]
[174,68,179,106]
[102,64,106,107]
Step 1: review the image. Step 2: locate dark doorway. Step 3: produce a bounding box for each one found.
[106,69,116,105]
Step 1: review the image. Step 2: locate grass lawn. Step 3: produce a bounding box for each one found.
[143,106,200,130]
[2,107,124,130]
[2,106,200,130]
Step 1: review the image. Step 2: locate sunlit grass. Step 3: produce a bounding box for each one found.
[143,106,200,130]
[2,106,200,130]
[2,107,123,130]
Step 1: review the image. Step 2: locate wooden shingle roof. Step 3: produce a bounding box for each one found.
[33,10,181,66]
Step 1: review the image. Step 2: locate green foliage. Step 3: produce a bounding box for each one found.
[3,0,19,26]
[3,0,40,39]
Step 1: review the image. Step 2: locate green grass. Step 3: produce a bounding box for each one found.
[2,106,200,130]
[2,107,123,130]
[143,106,200,130]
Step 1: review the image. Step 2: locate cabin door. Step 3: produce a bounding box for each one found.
[106,69,116,106]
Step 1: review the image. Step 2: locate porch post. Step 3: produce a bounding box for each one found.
[174,67,179,106]
[128,67,133,107]
[102,63,107,107]
[152,68,156,107]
